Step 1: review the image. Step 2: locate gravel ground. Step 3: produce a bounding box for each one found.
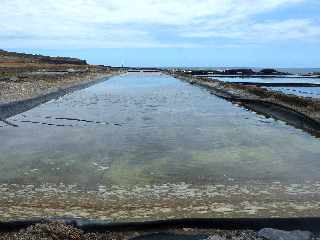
[0,69,119,104]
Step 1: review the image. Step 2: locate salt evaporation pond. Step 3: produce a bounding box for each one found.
[211,76,320,84]
[1,72,320,221]
[267,87,320,99]
[211,76,320,98]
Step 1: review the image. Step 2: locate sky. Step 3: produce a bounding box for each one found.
[1,0,320,67]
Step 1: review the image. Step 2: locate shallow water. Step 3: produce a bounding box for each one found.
[1,72,320,221]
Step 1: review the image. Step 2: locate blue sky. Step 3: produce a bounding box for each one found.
[1,0,320,67]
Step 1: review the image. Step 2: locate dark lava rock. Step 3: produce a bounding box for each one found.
[258,228,312,240]
[223,68,256,75]
[259,69,287,75]
[190,70,222,75]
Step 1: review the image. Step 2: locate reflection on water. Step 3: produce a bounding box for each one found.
[1,72,320,221]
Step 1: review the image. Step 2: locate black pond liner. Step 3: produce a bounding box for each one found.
[130,233,208,240]
[223,97,320,138]
[1,218,320,233]
[237,98,320,135]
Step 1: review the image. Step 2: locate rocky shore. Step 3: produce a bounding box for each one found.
[189,68,287,76]
[179,68,320,78]
[168,71,320,136]
[0,221,318,240]
[0,50,120,105]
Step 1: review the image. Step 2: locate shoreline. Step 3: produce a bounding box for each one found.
[167,71,320,137]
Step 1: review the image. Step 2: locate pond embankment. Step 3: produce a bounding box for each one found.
[0,49,122,119]
[0,68,120,105]
[168,71,320,136]
[0,70,121,120]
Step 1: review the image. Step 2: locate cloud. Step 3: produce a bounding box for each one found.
[0,0,318,48]
[250,19,320,41]
[182,19,320,43]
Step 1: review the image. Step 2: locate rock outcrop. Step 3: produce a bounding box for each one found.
[259,68,287,75]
